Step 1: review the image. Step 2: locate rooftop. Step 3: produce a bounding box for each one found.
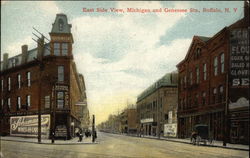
[137,72,178,102]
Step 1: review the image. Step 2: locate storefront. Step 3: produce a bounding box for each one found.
[229,107,249,144]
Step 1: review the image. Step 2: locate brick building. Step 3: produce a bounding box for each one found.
[120,108,137,134]
[177,2,249,144]
[0,14,89,139]
[136,72,178,137]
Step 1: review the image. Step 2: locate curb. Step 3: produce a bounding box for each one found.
[105,132,249,151]
[1,138,98,145]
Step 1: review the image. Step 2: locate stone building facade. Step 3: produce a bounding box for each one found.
[177,2,249,144]
[136,72,178,137]
[0,14,89,139]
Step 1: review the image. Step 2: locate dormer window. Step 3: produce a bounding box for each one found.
[58,19,64,31]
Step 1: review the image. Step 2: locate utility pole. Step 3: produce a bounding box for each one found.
[157,82,160,139]
[51,85,56,143]
[92,115,95,142]
[37,36,45,143]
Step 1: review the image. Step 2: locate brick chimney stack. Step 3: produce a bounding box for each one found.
[3,53,9,70]
[21,45,28,64]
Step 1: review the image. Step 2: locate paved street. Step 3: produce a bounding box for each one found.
[1,132,248,158]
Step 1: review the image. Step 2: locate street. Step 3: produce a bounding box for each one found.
[1,132,248,158]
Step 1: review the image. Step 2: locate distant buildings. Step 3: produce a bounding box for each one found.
[120,108,137,134]
[0,14,90,139]
[136,72,178,137]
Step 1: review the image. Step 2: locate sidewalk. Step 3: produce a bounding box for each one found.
[0,136,98,145]
[127,134,249,151]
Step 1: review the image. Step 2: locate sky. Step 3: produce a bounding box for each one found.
[1,1,244,125]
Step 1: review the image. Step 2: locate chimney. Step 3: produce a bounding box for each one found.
[21,45,28,64]
[37,37,44,60]
[3,53,9,70]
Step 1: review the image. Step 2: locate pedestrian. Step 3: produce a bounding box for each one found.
[79,132,83,142]
[94,130,97,139]
[191,130,198,144]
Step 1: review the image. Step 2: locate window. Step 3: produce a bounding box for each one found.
[8,98,11,110]
[58,66,64,82]
[54,43,60,56]
[1,79,3,92]
[27,95,31,107]
[8,77,11,91]
[1,99,3,110]
[214,57,218,76]
[196,48,201,58]
[57,92,64,108]
[45,96,50,109]
[164,114,168,120]
[196,67,199,84]
[58,19,64,31]
[220,53,225,73]
[212,88,217,104]
[183,98,186,110]
[181,77,183,89]
[195,94,199,106]
[12,58,16,67]
[184,75,186,87]
[218,85,224,102]
[190,72,193,85]
[27,72,31,87]
[203,63,207,81]
[17,74,21,89]
[202,92,206,105]
[62,43,68,56]
[17,97,21,110]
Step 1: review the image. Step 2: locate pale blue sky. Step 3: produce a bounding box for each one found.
[1,1,244,124]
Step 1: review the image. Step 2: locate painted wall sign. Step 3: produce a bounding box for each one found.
[230,28,249,87]
[10,114,50,138]
[229,28,250,110]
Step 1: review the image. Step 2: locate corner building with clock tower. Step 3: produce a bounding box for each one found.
[0,14,90,139]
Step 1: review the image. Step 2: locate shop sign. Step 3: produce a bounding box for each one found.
[55,85,68,91]
[164,123,177,137]
[10,114,50,138]
[55,125,67,137]
[140,118,153,123]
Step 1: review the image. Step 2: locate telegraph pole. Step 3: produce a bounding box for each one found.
[92,115,95,142]
[37,36,45,143]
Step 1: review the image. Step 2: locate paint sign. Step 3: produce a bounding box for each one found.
[164,123,177,137]
[230,28,249,87]
[10,114,50,138]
